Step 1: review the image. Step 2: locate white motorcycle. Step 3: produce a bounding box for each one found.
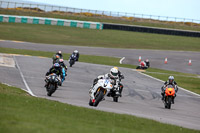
[89,78,113,107]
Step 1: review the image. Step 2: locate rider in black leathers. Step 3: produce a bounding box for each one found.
[45,63,62,87]
[52,51,63,64]
[70,50,79,61]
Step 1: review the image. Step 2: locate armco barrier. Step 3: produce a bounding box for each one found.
[103,23,200,37]
[0,14,103,30]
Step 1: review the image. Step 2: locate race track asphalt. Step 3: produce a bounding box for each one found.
[0,40,200,74]
[0,54,199,130]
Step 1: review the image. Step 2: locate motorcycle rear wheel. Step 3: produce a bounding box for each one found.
[113,97,118,102]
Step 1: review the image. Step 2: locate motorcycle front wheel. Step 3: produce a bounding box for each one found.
[93,90,104,107]
[47,84,56,96]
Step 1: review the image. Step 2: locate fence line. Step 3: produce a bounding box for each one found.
[0,0,199,24]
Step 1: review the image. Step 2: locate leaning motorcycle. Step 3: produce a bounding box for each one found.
[89,78,113,107]
[69,54,77,67]
[45,73,60,96]
[164,85,175,109]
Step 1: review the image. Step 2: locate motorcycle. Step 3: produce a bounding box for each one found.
[69,54,77,67]
[163,85,175,109]
[136,61,149,70]
[45,73,60,96]
[89,78,113,107]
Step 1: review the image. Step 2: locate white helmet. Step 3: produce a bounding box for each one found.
[58,51,62,54]
[74,50,78,54]
[110,67,118,78]
[168,76,174,80]
[168,76,174,83]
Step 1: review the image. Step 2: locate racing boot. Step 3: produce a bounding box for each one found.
[161,92,164,100]
[119,85,123,97]
[44,79,48,88]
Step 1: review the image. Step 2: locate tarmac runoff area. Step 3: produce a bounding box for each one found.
[0,54,200,130]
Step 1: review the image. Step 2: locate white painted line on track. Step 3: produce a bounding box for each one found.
[137,70,200,97]
[119,57,125,64]
[13,56,37,97]
[2,82,30,94]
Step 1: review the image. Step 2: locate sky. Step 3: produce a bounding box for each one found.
[23,0,200,20]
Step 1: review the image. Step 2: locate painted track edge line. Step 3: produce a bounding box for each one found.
[2,82,30,93]
[13,56,37,97]
[137,70,200,97]
[119,57,125,64]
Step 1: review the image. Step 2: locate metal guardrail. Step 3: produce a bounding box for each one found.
[0,0,200,24]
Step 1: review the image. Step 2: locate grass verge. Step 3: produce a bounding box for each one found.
[1,8,200,31]
[0,23,200,51]
[0,47,199,94]
[0,83,199,133]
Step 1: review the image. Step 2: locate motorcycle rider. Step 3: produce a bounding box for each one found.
[45,63,62,87]
[137,60,148,69]
[161,76,178,103]
[93,67,123,96]
[59,59,68,82]
[52,51,63,64]
[145,59,150,68]
[70,50,79,61]
[59,59,68,72]
[113,67,124,96]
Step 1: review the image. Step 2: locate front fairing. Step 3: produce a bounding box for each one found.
[89,79,113,99]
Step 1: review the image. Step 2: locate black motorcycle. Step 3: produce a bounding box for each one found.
[69,54,77,67]
[45,73,60,96]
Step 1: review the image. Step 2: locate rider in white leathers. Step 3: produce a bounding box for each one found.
[93,67,122,96]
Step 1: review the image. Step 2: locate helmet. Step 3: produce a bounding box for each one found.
[56,55,60,59]
[74,50,78,54]
[59,59,63,62]
[110,67,118,78]
[58,51,62,54]
[140,61,146,67]
[54,63,60,68]
[168,76,174,83]
[146,59,149,62]
[114,67,119,70]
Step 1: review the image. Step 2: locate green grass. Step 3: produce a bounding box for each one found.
[0,83,199,133]
[0,23,200,51]
[0,47,199,94]
[1,8,200,31]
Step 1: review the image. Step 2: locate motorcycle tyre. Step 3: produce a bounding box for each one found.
[113,97,118,102]
[47,84,56,96]
[93,90,104,107]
